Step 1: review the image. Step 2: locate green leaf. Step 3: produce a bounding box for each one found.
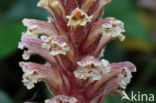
[103,95,121,103]
[0,21,25,59]
[103,41,126,62]
[103,0,151,42]
[43,82,53,99]
[0,0,17,13]
[0,91,13,103]
[137,58,156,86]
[0,0,50,59]
[5,0,48,20]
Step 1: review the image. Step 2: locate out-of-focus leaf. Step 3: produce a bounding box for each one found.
[5,0,48,20]
[0,0,50,59]
[103,41,126,62]
[138,11,156,32]
[103,95,121,103]
[0,0,17,13]
[43,82,53,99]
[0,91,13,103]
[103,0,151,42]
[119,36,154,53]
[137,59,156,86]
[0,21,25,59]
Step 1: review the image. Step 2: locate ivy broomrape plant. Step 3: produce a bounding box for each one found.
[18,0,136,103]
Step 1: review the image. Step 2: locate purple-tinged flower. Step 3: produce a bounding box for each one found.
[18,0,136,102]
[45,95,79,103]
[74,56,110,80]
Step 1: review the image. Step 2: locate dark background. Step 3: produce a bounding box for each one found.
[0,0,156,103]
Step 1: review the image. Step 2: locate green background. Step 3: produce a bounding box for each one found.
[0,0,156,103]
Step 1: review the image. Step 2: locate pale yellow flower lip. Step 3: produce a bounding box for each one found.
[40,35,70,56]
[66,8,93,27]
[74,56,110,80]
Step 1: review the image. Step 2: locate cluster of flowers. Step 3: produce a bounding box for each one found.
[19,0,136,103]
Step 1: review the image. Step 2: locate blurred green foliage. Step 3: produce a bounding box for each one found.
[0,91,13,103]
[0,0,48,59]
[0,21,24,59]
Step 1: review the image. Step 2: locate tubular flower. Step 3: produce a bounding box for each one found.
[45,95,79,103]
[101,18,125,41]
[19,0,136,103]
[40,35,70,56]
[66,8,93,27]
[74,56,110,80]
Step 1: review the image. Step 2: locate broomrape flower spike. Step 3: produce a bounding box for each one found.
[19,0,136,102]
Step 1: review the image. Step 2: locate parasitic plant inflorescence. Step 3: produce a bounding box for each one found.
[19,0,136,102]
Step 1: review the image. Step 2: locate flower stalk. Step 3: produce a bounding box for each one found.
[19,0,136,103]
